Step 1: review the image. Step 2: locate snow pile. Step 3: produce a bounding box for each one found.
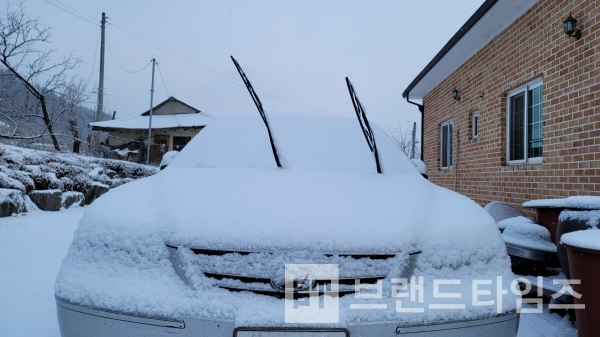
[523,196,600,209]
[0,143,157,194]
[561,229,600,250]
[56,114,516,326]
[559,209,600,228]
[497,215,535,231]
[160,151,179,168]
[558,210,600,250]
[501,217,556,252]
[410,159,427,175]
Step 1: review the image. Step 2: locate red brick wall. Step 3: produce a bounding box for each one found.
[423,0,600,209]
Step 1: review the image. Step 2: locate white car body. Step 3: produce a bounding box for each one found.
[56,114,519,336]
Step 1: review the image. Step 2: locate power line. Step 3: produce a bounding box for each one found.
[85,31,101,86]
[156,62,169,97]
[44,0,98,26]
[109,19,240,80]
[106,18,340,116]
[42,1,340,116]
[51,0,98,22]
[43,1,405,128]
[106,40,151,74]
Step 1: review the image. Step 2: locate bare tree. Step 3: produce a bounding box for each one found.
[0,1,87,151]
[389,130,420,159]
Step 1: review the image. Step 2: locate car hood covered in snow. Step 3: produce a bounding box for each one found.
[56,113,516,326]
[73,114,499,253]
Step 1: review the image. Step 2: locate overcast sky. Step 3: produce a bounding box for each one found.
[21,0,483,137]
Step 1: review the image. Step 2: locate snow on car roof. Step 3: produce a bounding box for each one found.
[169,113,414,173]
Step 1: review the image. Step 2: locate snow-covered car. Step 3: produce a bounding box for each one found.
[55,114,519,337]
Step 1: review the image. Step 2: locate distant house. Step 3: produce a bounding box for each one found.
[90,96,213,164]
[402,0,599,206]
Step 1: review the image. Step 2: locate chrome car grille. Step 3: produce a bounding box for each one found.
[166,244,419,298]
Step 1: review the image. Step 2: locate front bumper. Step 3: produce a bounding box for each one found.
[56,298,519,337]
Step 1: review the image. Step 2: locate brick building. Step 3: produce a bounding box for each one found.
[402,0,600,207]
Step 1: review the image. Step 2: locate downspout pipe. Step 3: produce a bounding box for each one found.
[404,94,424,160]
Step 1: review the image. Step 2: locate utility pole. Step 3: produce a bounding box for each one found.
[146,58,156,165]
[411,122,416,159]
[91,12,106,156]
[96,12,106,122]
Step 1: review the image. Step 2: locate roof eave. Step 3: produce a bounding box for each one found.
[402,0,539,100]
[402,0,499,100]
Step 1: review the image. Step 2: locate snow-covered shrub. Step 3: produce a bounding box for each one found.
[0,172,25,192]
[30,170,63,190]
[0,168,34,192]
[0,144,158,193]
[44,161,87,179]
[102,160,156,179]
[110,177,134,189]
[59,176,74,191]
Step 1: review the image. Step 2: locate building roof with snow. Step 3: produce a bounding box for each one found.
[89,96,213,132]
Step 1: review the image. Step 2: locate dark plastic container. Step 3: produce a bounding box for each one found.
[534,207,564,244]
[562,241,600,337]
[557,210,599,279]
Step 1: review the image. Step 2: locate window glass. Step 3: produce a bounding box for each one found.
[441,120,453,169]
[507,80,543,164]
[442,124,448,167]
[510,92,525,161]
[173,136,192,151]
[449,122,453,167]
[528,86,543,158]
[472,112,479,138]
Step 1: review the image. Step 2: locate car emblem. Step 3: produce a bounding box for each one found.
[270,269,315,293]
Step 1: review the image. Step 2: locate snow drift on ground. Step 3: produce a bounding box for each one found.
[56,113,517,327]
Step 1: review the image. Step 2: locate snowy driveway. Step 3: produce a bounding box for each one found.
[0,208,83,337]
[0,208,577,337]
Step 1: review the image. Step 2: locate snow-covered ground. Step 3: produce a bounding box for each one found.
[0,208,82,337]
[0,208,578,336]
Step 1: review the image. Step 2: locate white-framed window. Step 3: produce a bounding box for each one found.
[472,111,479,139]
[440,120,453,169]
[506,79,543,164]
